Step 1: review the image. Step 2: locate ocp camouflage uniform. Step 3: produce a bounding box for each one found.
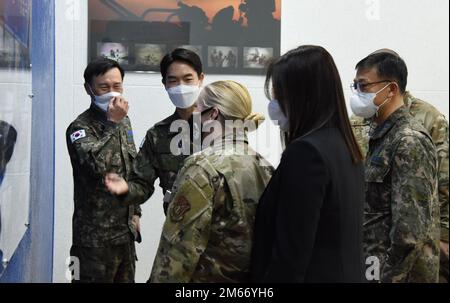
[124,112,188,214]
[363,106,440,283]
[351,92,449,282]
[66,105,141,283]
[149,135,274,283]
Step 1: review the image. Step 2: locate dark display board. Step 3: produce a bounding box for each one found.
[89,0,281,75]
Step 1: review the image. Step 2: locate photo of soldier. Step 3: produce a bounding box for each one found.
[97,42,129,65]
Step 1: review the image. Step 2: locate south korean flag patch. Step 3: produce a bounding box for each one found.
[70,130,87,143]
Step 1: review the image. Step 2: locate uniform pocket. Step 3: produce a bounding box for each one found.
[365,157,391,183]
[364,158,392,212]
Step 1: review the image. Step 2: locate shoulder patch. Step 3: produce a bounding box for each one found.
[127,130,134,144]
[170,196,191,223]
[70,130,86,143]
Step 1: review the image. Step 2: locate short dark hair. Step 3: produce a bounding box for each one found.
[265,45,363,163]
[356,52,408,94]
[160,48,203,83]
[83,58,125,85]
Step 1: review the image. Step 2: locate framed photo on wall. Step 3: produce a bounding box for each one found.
[0,0,31,69]
[88,0,281,75]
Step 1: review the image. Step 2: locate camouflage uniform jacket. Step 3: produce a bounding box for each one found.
[352,92,449,242]
[125,112,188,206]
[364,106,440,282]
[66,105,141,247]
[150,136,274,283]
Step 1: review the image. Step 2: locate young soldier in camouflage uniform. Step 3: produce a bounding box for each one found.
[66,59,141,283]
[150,81,273,283]
[350,51,440,282]
[106,49,204,215]
[351,49,449,283]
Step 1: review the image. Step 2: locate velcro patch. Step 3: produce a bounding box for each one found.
[170,196,191,223]
[127,130,134,144]
[70,130,86,143]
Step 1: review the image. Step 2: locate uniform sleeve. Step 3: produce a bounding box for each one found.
[149,161,214,283]
[263,141,329,283]
[134,205,142,217]
[350,115,370,159]
[66,121,119,178]
[121,132,158,205]
[430,115,449,242]
[383,135,439,282]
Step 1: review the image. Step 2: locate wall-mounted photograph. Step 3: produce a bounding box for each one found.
[135,44,167,68]
[97,42,130,65]
[88,0,281,75]
[0,0,31,69]
[243,47,274,69]
[178,45,202,59]
[208,46,238,69]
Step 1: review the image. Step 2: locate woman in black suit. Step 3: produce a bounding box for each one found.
[251,45,365,283]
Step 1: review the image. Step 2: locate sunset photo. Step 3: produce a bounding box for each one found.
[88,0,282,74]
[89,0,281,23]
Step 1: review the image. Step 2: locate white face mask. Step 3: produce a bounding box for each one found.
[350,83,391,119]
[166,84,201,109]
[89,86,121,112]
[268,99,289,131]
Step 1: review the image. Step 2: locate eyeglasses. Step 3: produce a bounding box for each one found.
[350,80,391,93]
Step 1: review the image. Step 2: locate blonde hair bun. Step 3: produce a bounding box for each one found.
[198,80,265,131]
[245,113,266,129]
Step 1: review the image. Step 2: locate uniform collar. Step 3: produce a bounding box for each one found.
[89,103,109,122]
[155,111,182,127]
[361,92,413,128]
[403,91,414,110]
[209,131,249,152]
[370,106,410,140]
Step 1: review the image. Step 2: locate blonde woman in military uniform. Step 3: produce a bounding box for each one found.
[149,80,274,283]
[105,80,273,282]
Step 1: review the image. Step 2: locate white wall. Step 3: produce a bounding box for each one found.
[53,0,449,283]
[282,0,449,117]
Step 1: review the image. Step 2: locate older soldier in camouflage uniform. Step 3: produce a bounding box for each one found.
[351,49,449,283]
[350,51,440,282]
[106,49,205,216]
[66,59,141,283]
[147,81,273,283]
[352,92,449,282]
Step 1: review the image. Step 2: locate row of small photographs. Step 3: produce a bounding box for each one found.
[97,43,274,69]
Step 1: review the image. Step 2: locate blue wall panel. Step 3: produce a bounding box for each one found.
[0,0,55,283]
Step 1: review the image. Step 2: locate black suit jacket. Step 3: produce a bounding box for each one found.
[251,127,365,283]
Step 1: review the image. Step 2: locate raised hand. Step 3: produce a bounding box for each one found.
[104,173,129,195]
